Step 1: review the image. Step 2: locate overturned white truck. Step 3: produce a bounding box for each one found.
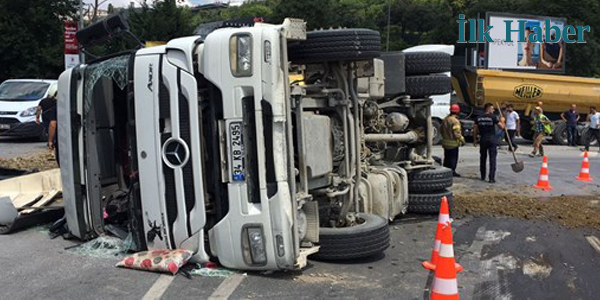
[57,17,453,271]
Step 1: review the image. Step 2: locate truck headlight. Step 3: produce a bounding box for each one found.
[242,226,267,265]
[229,34,252,77]
[20,106,38,117]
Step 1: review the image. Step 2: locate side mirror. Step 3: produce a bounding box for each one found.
[76,14,142,53]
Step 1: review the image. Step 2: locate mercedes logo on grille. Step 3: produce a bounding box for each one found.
[162,138,189,168]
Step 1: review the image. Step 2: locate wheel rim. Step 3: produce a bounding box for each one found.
[560,130,568,144]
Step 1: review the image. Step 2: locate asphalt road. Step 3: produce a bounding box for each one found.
[433,138,600,197]
[1,139,600,299]
[1,216,599,299]
[0,137,46,160]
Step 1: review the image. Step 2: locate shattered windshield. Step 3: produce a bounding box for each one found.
[83,54,130,114]
[0,81,50,101]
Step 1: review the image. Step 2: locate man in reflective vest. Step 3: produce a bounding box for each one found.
[441,104,465,177]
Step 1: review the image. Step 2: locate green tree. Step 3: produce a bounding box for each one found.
[273,0,340,30]
[222,0,275,20]
[129,0,195,42]
[0,0,78,83]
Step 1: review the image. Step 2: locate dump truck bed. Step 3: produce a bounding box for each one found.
[458,68,600,115]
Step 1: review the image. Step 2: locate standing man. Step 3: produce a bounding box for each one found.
[441,104,465,177]
[530,107,551,157]
[504,103,520,151]
[35,89,58,150]
[561,104,580,146]
[473,103,504,183]
[582,106,600,152]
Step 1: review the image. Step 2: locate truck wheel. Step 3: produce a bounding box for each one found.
[288,28,381,63]
[408,166,453,193]
[38,127,48,142]
[520,119,534,141]
[432,118,442,145]
[312,213,389,260]
[408,190,453,214]
[405,75,452,98]
[552,122,568,145]
[404,52,451,75]
[580,127,599,146]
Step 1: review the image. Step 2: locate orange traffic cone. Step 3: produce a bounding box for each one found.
[576,151,593,182]
[533,155,552,191]
[423,196,463,273]
[430,221,460,300]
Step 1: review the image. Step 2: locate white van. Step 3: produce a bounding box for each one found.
[0,79,58,139]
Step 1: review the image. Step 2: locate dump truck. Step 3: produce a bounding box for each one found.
[453,61,600,146]
[57,16,453,271]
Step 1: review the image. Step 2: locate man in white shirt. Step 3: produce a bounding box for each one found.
[583,106,600,152]
[504,103,520,151]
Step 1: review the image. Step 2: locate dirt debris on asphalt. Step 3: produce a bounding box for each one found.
[453,191,600,230]
[0,151,58,171]
[294,273,382,289]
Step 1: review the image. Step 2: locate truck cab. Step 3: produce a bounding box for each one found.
[59,19,315,270]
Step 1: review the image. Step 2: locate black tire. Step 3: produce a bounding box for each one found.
[404,52,451,75]
[552,122,568,145]
[408,166,453,193]
[38,126,48,142]
[312,213,389,260]
[405,75,452,98]
[580,127,599,146]
[408,190,453,214]
[520,119,534,141]
[288,28,381,63]
[432,118,442,145]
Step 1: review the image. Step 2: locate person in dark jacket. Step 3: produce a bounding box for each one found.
[35,90,58,150]
[473,103,505,183]
[561,104,580,146]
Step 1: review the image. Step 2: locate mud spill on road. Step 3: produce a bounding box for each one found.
[453,191,600,231]
[0,151,57,171]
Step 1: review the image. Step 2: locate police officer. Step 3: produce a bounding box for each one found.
[441,104,465,177]
[473,103,505,183]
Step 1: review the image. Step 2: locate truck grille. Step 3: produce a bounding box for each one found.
[156,58,200,248]
[161,134,177,249]
[243,97,260,204]
[178,70,196,237]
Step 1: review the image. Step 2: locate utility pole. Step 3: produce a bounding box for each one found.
[79,0,85,63]
[386,1,391,52]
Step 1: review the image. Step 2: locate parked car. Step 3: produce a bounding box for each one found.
[0,79,58,139]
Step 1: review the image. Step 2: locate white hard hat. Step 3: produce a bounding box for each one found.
[48,84,58,97]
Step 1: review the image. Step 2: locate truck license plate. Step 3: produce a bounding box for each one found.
[0,124,10,130]
[229,121,245,181]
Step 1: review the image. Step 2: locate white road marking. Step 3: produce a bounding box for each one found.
[586,236,600,255]
[142,275,175,300]
[208,274,245,300]
[456,227,514,300]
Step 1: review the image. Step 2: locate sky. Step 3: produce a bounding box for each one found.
[83,0,244,9]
